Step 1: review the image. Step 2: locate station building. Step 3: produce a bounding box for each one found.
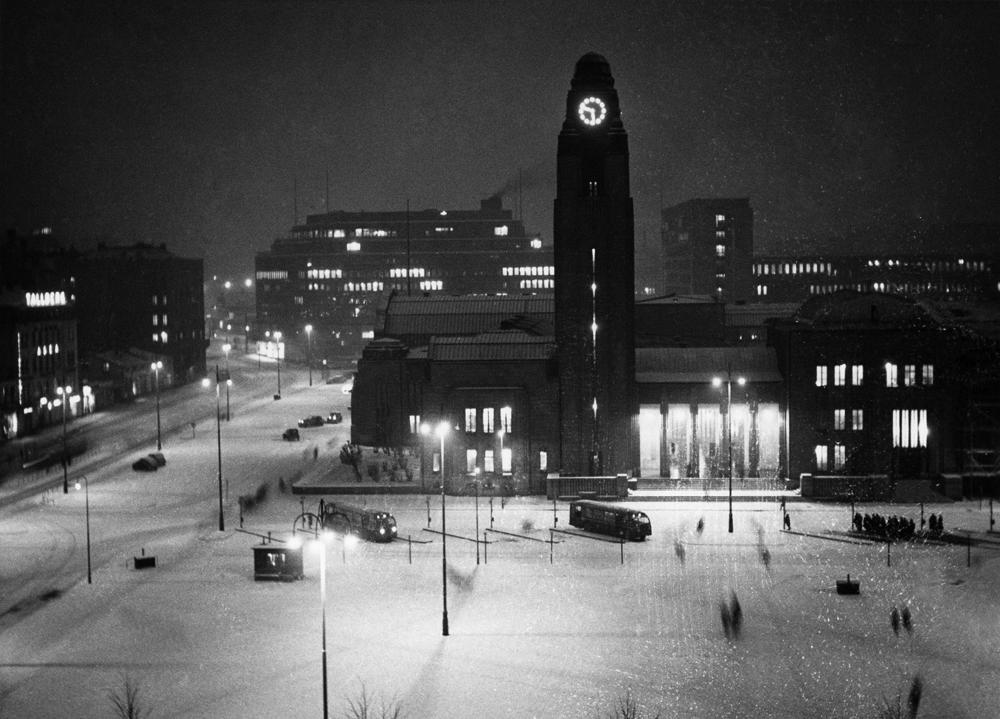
[349,53,1000,498]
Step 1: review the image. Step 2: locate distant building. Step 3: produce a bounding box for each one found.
[661,198,754,302]
[70,243,206,398]
[0,236,205,441]
[253,196,551,361]
[0,231,82,439]
[753,225,1000,303]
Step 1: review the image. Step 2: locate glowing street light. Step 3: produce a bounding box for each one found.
[74,475,92,584]
[222,344,232,421]
[421,420,450,636]
[202,368,225,531]
[151,361,163,450]
[305,324,313,387]
[274,330,283,398]
[56,383,72,493]
[712,372,746,534]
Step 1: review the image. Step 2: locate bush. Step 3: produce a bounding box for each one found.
[342,680,404,719]
[599,690,660,719]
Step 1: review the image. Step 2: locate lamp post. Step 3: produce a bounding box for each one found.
[222,344,231,421]
[202,368,225,531]
[305,324,313,387]
[274,331,282,398]
[421,420,450,636]
[57,384,71,493]
[75,475,92,584]
[474,468,481,565]
[151,361,162,450]
[712,373,746,534]
[318,532,330,719]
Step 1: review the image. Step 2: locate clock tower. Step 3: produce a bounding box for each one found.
[555,53,636,476]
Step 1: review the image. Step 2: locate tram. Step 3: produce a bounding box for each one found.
[321,501,397,542]
[568,499,651,541]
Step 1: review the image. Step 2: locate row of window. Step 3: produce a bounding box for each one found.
[754,262,834,276]
[520,279,554,289]
[865,258,988,272]
[815,409,928,470]
[427,448,550,475]
[407,408,514,436]
[502,265,554,277]
[152,314,168,326]
[815,363,933,388]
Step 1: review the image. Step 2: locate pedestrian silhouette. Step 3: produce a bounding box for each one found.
[730,592,743,639]
[674,538,686,565]
[696,517,705,534]
[783,513,791,531]
[901,605,912,633]
[890,606,901,636]
[759,546,771,569]
[719,600,732,639]
[313,446,318,461]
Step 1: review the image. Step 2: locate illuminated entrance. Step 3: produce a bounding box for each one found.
[638,402,783,479]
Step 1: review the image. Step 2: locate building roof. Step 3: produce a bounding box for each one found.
[725,303,800,326]
[381,294,554,337]
[635,346,783,384]
[428,331,555,361]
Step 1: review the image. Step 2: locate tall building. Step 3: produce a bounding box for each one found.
[661,198,754,302]
[254,197,551,360]
[554,52,636,475]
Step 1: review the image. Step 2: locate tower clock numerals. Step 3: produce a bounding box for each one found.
[577,96,607,126]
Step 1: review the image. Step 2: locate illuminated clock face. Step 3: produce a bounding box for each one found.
[577,96,607,126]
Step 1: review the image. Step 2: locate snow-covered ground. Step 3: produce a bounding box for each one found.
[1,355,998,718]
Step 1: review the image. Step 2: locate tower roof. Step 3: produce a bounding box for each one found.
[572,52,614,90]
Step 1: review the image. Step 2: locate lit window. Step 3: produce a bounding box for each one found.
[715,244,726,257]
[501,447,511,474]
[500,406,512,433]
[852,409,863,430]
[162,314,167,326]
[893,409,928,448]
[160,331,168,343]
[464,408,476,433]
[852,365,864,385]
[152,333,159,342]
[903,365,916,387]
[432,451,440,473]
[346,241,361,252]
[815,445,828,471]
[715,231,726,241]
[152,295,158,305]
[539,450,548,472]
[715,214,726,226]
[152,315,158,326]
[922,364,934,386]
[834,364,846,386]
[494,225,509,236]
[482,407,494,433]
[466,449,477,473]
[531,238,542,249]
[815,366,828,387]
[409,415,421,434]
[484,450,495,473]
[885,363,898,388]
[833,444,845,470]
[834,409,846,430]
[334,229,345,238]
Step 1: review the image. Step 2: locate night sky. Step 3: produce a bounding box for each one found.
[3,1,998,278]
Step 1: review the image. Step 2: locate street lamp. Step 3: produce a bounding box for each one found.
[274,331,282,398]
[421,420,450,636]
[56,384,72,493]
[202,368,225,531]
[305,324,313,387]
[222,344,231,421]
[74,475,92,584]
[473,467,481,565]
[151,361,163,450]
[713,373,746,534]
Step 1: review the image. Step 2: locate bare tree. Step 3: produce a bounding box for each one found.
[599,689,661,719]
[107,673,149,719]
[343,680,404,719]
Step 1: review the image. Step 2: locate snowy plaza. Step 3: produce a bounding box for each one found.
[1,368,998,719]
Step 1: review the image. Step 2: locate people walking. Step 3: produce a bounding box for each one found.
[890,606,901,636]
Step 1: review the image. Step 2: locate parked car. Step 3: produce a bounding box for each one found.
[325,412,343,424]
[282,428,301,441]
[298,416,324,428]
[132,456,159,472]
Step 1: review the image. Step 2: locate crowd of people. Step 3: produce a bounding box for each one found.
[852,511,945,539]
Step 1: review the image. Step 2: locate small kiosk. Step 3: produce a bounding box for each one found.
[252,543,303,581]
